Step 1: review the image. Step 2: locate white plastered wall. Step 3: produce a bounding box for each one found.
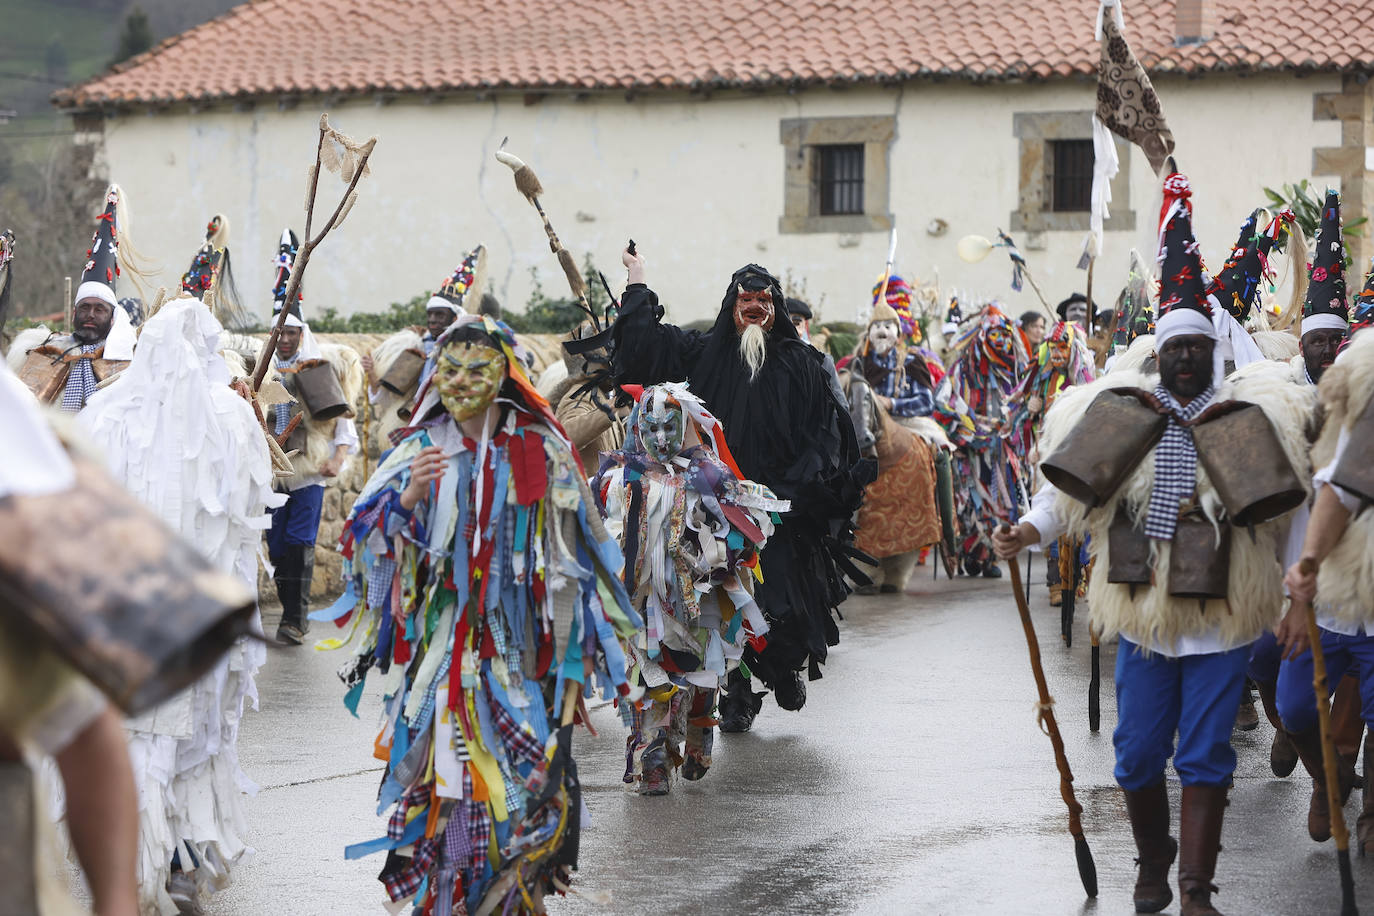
[95,70,1341,326]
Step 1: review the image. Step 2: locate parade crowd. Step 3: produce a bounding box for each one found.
[3,147,1374,916]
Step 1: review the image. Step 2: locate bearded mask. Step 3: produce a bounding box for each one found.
[733,287,776,334]
[637,390,686,464]
[435,342,507,420]
[868,319,900,356]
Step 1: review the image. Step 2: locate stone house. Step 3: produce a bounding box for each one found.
[53,0,1374,328]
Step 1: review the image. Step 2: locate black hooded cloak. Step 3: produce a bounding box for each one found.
[610,265,872,685]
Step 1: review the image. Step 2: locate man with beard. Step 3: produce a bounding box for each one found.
[610,247,870,731]
[995,172,1310,916]
[10,186,137,410]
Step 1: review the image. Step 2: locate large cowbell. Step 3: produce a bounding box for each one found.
[1332,394,1374,511]
[1190,401,1304,528]
[293,358,351,420]
[0,455,256,716]
[1041,388,1170,507]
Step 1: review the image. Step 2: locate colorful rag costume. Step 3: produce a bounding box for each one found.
[1010,320,1096,603]
[939,304,1031,574]
[596,382,783,793]
[320,316,641,914]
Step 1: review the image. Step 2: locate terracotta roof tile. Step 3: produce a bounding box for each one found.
[53,0,1374,109]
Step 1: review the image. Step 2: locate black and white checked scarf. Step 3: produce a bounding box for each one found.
[272,353,300,435]
[1144,382,1216,540]
[58,343,102,413]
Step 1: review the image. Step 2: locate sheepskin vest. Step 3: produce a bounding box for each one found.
[1314,332,1374,627]
[1039,364,1314,649]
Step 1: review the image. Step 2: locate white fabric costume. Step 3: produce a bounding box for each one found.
[79,297,284,914]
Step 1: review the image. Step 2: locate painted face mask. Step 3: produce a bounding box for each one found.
[637,388,687,464]
[1049,341,1071,369]
[435,342,506,420]
[868,319,900,356]
[986,324,1014,361]
[733,288,775,334]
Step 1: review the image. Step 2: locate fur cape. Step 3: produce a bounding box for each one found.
[268,341,364,489]
[1253,330,1301,362]
[1039,363,1314,650]
[367,327,424,449]
[1314,331,1374,625]
[1108,334,1157,375]
[6,326,53,371]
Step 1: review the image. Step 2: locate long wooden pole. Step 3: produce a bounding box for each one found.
[1297,557,1359,915]
[1004,531,1098,898]
[252,121,375,393]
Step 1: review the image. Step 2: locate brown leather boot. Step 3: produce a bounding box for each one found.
[1178,784,1228,916]
[1255,681,1297,777]
[1289,726,1358,842]
[1123,781,1176,913]
[1233,681,1259,731]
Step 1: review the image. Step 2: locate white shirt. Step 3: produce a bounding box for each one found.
[1312,428,1367,634]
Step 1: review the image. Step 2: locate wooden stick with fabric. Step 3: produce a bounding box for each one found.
[1003,527,1098,898]
[252,114,377,392]
[494,144,601,331]
[1297,557,1359,915]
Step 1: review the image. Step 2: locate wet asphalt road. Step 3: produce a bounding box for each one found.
[204,553,1366,915]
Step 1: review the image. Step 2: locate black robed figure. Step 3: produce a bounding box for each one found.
[609,246,872,731]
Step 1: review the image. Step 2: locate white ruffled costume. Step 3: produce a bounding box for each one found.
[78,296,284,914]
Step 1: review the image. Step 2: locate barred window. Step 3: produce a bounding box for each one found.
[816,144,865,216]
[1049,139,1094,213]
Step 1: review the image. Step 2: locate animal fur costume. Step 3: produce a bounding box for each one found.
[1312,329,1374,623]
[263,340,364,490]
[367,326,425,447]
[11,185,141,408]
[1037,363,1312,649]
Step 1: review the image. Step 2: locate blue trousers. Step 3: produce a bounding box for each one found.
[1276,628,1374,734]
[266,484,325,559]
[1114,639,1250,790]
[1247,630,1282,685]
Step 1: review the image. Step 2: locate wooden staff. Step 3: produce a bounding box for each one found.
[251,115,377,392]
[1297,557,1359,915]
[494,143,600,331]
[1004,527,1098,898]
[1088,624,1101,733]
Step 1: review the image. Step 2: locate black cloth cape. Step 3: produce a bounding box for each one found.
[610,279,873,684]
